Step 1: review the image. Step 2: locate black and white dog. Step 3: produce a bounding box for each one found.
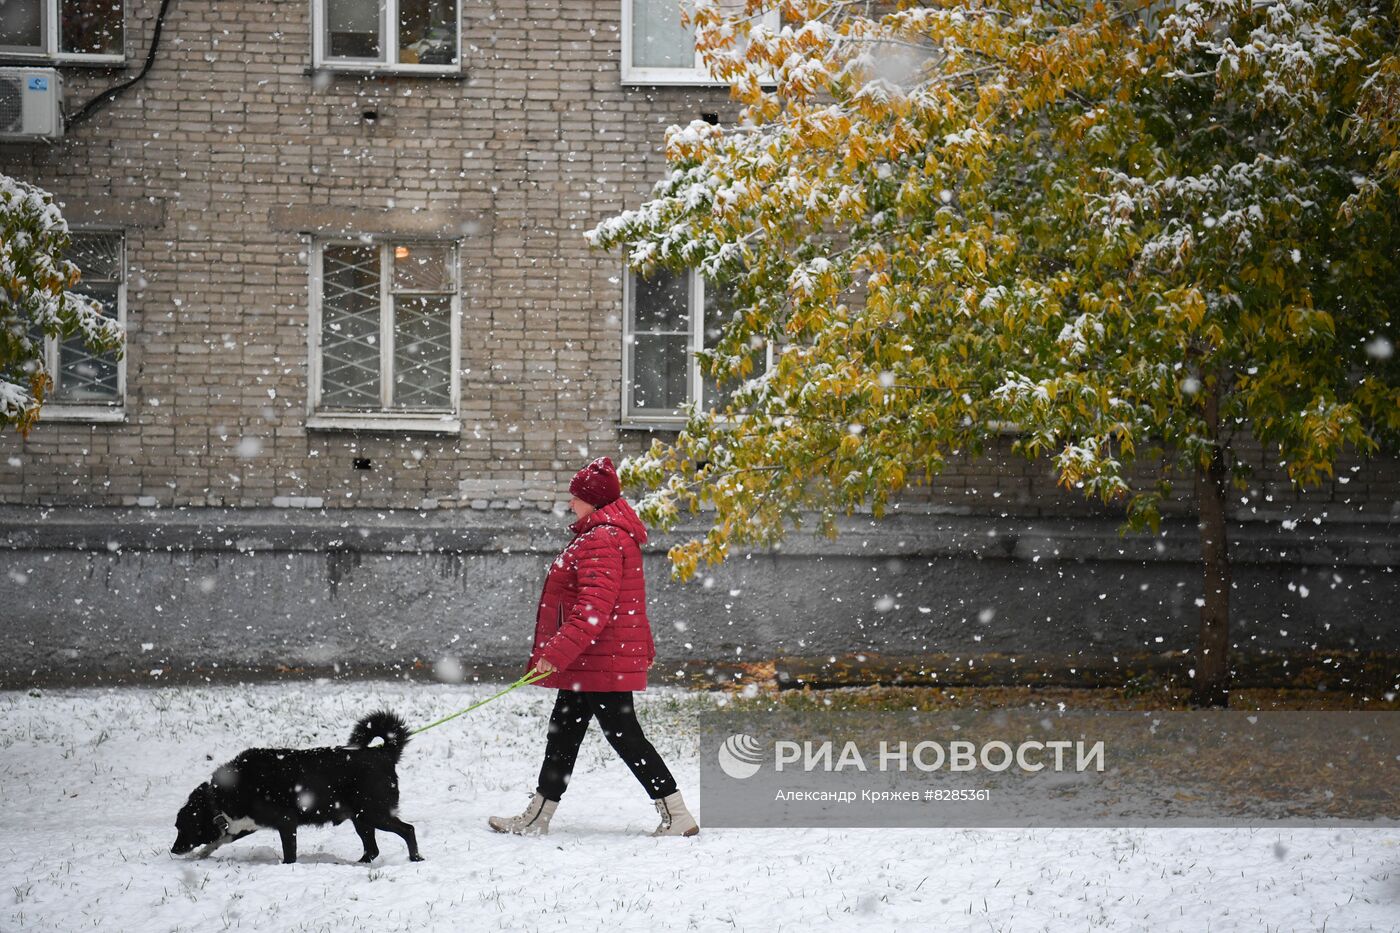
[171,710,424,864]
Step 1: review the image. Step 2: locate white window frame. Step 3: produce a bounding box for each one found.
[311,0,462,74]
[621,264,772,427]
[0,0,126,64]
[307,238,463,434]
[39,228,127,423]
[620,0,779,86]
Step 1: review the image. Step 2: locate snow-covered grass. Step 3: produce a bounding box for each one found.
[1,681,1395,932]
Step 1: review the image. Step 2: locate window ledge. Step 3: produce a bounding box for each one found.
[305,64,467,80]
[621,68,784,88]
[308,412,461,435]
[618,419,1021,435]
[620,73,778,88]
[617,419,686,432]
[621,74,731,87]
[36,406,126,424]
[0,54,127,68]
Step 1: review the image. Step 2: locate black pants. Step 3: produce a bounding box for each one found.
[536,689,678,802]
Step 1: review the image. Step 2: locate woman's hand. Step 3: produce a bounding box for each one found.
[534,659,557,675]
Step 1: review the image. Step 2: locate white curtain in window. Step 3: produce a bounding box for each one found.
[631,0,694,69]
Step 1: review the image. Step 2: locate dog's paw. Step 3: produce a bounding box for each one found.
[409,854,425,863]
[358,854,377,864]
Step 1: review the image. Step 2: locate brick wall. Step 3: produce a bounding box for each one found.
[1,0,1395,525]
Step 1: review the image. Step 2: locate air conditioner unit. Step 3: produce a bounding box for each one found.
[0,68,63,141]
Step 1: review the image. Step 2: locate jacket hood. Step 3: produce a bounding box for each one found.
[570,496,649,546]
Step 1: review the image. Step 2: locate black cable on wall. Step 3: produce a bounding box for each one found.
[66,0,176,130]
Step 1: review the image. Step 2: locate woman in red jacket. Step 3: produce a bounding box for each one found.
[487,457,699,837]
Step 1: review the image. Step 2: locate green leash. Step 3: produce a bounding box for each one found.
[409,669,552,736]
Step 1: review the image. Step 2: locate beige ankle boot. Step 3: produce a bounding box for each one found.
[488,793,556,835]
[650,791,699,837]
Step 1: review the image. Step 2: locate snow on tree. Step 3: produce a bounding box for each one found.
[587,0,1400,706]
[0,173,123,434]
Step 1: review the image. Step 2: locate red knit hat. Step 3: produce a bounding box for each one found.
[569,456,621,509]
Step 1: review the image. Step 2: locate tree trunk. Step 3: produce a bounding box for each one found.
[1192,383,1232,708]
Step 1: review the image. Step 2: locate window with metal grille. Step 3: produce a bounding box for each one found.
[312,240,459,419]
[34,230,126,415]
[0,0,124,60]
[622,264,770,424]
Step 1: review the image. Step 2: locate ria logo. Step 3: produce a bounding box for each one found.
[717,733,764,779]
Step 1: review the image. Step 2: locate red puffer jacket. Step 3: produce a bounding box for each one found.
[528,497,656,692]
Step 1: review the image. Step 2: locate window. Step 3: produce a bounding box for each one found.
[312,0,460,72]
[0,0,123,61]
[34,230,126,421]
[308,240,461,432]
[621,0,779,86]
[622,265,770,424]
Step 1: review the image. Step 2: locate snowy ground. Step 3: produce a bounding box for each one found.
[1,682,1396,933]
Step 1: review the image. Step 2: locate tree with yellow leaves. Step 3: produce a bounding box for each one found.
[1,173,123,434]
[589,0,1400,705]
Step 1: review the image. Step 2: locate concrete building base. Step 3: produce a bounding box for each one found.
[1,505,1394,688]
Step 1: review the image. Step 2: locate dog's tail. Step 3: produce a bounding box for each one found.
[348,710,411,763]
